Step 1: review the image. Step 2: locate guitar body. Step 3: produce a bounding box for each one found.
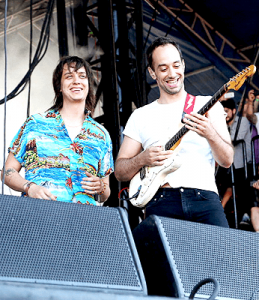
[129,152,182,208]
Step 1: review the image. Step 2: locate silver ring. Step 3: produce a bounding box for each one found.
[195,125,198,129]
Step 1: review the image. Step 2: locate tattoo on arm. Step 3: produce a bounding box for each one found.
[4,168,17,176]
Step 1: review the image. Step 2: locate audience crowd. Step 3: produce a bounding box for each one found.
[218,89,259,231]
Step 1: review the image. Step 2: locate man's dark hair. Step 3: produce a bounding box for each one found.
[49,56,96,114]
[146,37,184,70]
[221,98,236,110]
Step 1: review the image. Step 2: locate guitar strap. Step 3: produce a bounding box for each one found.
[181,93,196,123]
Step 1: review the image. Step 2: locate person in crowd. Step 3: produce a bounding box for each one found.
[115,36,233,227]
[254,180,259,189]
[247,89,259,126]
[220,98,253,211]
[250,180,259,232]
[246,89,259,231]
[247,89,259,163]
[1,56,114,205]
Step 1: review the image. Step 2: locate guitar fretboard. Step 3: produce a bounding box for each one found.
[165,84,228,150]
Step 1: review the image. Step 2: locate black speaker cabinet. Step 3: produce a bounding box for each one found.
[0,195,147,296]
[133,215,259,300]
[0,281,186,300]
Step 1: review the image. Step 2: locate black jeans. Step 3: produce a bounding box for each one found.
[145,187,229,228]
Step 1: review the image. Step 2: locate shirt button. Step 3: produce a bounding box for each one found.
[180,188,184,192]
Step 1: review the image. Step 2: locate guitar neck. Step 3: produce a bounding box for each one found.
[165,84,229,150]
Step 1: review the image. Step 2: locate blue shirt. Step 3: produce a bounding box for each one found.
[9,110,114,205]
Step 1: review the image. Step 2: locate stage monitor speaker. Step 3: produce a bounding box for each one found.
[0,194,147,296]
[0,281,186,300]
[133,215,259,300]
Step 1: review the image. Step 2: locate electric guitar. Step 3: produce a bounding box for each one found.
[129,65,256,208]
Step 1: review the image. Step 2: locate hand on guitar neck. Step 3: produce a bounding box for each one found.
[183,112,214,138]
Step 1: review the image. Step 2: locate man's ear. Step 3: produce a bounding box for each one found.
[148,67,156,80]
[233,108,237,115]
[182,59,185,71]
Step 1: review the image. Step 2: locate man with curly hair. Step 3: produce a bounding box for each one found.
[1,56,114,205]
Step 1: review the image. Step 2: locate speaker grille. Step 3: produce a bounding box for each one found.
[0,195,146,294]
[159,216,259,300]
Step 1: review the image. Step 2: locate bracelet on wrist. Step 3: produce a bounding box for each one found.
[24,181,36,196]
[98,179,106,195]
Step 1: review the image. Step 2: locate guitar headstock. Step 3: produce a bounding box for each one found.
[227,65,256,91]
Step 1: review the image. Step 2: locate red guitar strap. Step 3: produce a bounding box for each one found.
[181,93,196,123]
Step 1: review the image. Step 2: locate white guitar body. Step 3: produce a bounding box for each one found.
[129,153,182,208]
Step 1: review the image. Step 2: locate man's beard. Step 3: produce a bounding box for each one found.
[226,115,234,124]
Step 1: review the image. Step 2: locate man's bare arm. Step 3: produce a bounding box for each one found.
[1,152,56,200]
[115,137,145,182]
[207,130,234,168]
[1,153,25,192]
[115,136,173,182]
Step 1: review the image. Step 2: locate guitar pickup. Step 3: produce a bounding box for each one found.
[140,167,146,180]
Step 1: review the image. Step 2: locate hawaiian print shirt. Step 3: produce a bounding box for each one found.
[9,110,114,205]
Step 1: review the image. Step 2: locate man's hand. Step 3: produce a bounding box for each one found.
[183,111,233,168]
[140,146,173,167]
[115,136,174,182]
[28,184,57,201]
[183,112,216,140]
[81,171,104,195]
